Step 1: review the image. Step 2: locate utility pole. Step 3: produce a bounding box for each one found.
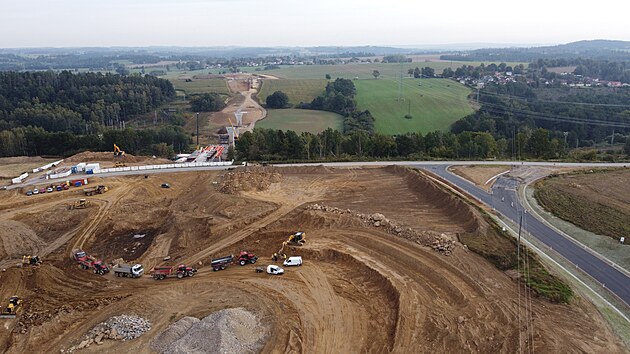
[196,112,199,147]
[611,128,615,145]
[397,61,403,102]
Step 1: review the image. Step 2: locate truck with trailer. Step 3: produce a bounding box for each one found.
[72,249,109,275]
[113,263,144,278]
[150,264,197,280]
[84,185,108,196]
[211,255,234,271]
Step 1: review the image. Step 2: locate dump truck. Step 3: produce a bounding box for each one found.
[84,185,108,196]
[238,251,258,266]
[113,263,144,278]
[72,249,109,275]
[22,255,42,266]
[150,264,197,280]
[211,255,234,271]
[0,297,23,319]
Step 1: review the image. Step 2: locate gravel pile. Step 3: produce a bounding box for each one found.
[67,315,151,352]
[151,308,267,354]
[307,203,457,255]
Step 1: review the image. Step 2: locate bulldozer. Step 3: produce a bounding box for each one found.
[113,161,127,168]
[70,199,90,210]
[0,296,23,319]
[22,255,42,266]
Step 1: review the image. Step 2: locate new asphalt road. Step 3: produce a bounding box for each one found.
[422,164,630,308]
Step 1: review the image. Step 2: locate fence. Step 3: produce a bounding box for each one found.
[93,161,234,174]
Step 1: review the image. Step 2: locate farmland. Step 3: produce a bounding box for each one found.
[354,78,474,134]
[256,109,343,133]
[170,78,231,96]
[257,79,327,105]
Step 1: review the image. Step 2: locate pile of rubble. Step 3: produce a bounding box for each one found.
[217,167,281,194]
[151,308,267,354]
[306,204,456,255]
[67,315,151,352]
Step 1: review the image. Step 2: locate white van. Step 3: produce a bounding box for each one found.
[283,256,303,267]
[267,265,284,275]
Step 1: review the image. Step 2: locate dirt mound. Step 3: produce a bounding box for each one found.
[218,167,281,194]
[151,308,267,354]
[65,151,165,164]
[0,220,44,260]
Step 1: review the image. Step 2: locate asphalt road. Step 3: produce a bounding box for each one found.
[422,164,630,308]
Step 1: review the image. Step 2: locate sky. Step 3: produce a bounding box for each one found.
[1,0,629,48]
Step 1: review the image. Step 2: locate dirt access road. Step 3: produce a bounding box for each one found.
[209,74,267,134]
[0,166,626,353]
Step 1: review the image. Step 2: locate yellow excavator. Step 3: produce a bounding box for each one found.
[1,296,23,319]
[113,144,125,157]
[271,232,306,261]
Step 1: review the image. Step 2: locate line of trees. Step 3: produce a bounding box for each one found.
[234,126,575,162]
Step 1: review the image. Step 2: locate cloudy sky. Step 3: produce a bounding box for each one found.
[1,0,629,48]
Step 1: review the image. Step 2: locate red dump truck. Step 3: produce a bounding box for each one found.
[72,249,109,275]
[150,264,197,280]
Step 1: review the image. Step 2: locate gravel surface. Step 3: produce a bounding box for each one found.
[151,308,267,354]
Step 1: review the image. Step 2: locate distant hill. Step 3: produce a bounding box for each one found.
[440,40,630,62]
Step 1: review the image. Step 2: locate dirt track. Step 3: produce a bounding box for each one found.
[0,166,626,353]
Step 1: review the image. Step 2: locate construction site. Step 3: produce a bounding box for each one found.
[0,164,627,353]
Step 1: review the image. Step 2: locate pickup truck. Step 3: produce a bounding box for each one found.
[113,263,144,278]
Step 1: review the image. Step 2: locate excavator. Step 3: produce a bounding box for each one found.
[22,255,41,266]
[271,232,306,261]
[113,144,127,167]
[113,144,125,157]
[0,296,23,319]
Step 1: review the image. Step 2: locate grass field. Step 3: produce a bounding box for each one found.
[258,79,327,105]
[170,78,231,96]
[534,169,630,241]
[256,109,343,133]
[262,61,525,80]
[354,78,473,134]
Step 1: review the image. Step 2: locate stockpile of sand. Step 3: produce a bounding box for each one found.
[218,167,281,194]
[151,308,267,354]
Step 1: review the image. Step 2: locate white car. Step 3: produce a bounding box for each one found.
[266,265,284,275]
[33,189,39,195]
[283,256,303,267]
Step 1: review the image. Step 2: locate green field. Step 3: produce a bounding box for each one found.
[261,61,524,80]
[355,78,474,134]
[171,78,231,96]
[256,109,343,133]
[258,79,327,105]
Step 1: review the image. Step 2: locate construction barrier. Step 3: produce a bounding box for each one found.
[11,172,29,184]
[92,160,233,175]
[49,170,72,179]
[33,159,64,173]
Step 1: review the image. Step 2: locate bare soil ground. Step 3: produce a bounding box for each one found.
[209,73,266,135]
[449,165,511,191]
[0,157,57,185]
[0,166,625,353]
[535,168,630,241]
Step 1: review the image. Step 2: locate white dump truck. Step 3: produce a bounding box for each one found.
[113,263,144,278]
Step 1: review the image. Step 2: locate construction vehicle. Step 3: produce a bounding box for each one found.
[22,255,42,266]
[150,264,197,280]
[84,185,108,196]
[113,144,125,157]
[1,297,23,319]
[70,199,90,210]
[113,263,144,278]
[238,251,258,266]
[287,232,306,246]
[114,161,127,168]
[72,249,109,275]
[283,256,303,267]
[271,243,288,262]
[211,255,234,271]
